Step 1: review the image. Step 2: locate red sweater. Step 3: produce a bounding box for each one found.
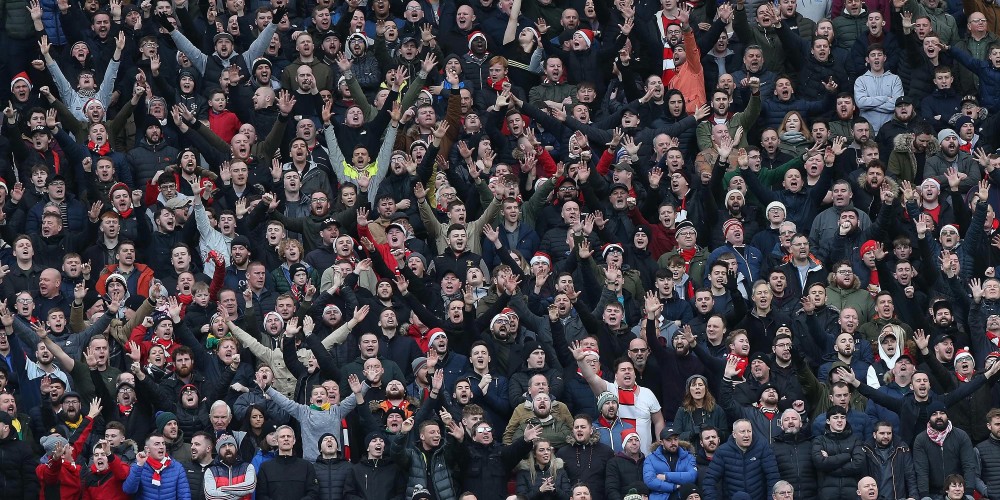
[208,109,242,144]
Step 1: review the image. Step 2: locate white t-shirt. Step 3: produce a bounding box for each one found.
[605,380,662,455]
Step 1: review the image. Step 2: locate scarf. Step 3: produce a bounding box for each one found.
[65,415,84,430]
[88,141,111,156]
[146,455,171,486]
[756,404,778,420]
[486,76,509,92]
[658,13,679,83]
[926,420,953,446]
[780,131,807,144]
[728,353,748,377]
[310,402,331,411]
[341,418,351,460]
[118,404,133,416]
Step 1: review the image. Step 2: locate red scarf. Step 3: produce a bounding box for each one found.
[116,205,133,219]
[926,420,953,446]
[660,15,678,83]
[146,456,171,486]
[486,76,509,92]
[617,384,637,405]
[728,353,748,377]
[88,141,111,156]
[341,418,351,460]
[118,404,133,416]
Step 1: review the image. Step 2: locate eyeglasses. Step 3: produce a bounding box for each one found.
[476,426,492,433]
[557,186,577,192]
[836,270,853,275]
[16,298,33,304]
[970,18,987,22]
[311,198,328,203]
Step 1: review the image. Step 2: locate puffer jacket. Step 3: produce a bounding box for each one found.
[606,452,644,500]
[913,425,977,496]
[642,443,698,500]
[771,430,818,499]
[831,9,867,50]
[314,456,352,500]
[862,437,918,500]
[976,435,1000,498]
[343,456,405,500]
[704,434,780,500]
[2,0,33,38]
[122,459,192,500]
[0,431,38,500]
[515,458,573,499]
[40,0,67,45]
[126,139,180,187]
[391,433,460,500]
[811,425,866,500]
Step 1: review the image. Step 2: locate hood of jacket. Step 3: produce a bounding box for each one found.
[892,132,940,155]
[565,430,602,447]
[516,456,565,471]
[854,170,901,197]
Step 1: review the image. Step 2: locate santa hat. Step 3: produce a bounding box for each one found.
[575,29,595,48]
[954,348,974,365]
[529,252,552,267]
[921,177,941,190]
[581,349,600,361]
[620,429,640,445]
[0,177,7,192]
[722,218,743,236]
[323,304,342,316]
[467,31,487,50]
[521,26,541,46]
[427,328,447,346]
[940,224,960,235]
[501,307,518,320]
[83,98,103,114]
[263,311,285,331]
[489,314,508,330]
[10,72,31,91]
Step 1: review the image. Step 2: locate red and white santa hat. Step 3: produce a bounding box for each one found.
[954,348,974,365]
[10,72,31,91]
[575,29,595,48]
[529,252,552,267]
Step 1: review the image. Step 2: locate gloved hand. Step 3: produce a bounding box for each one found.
[153,12,175,32]
[271,6,287,24]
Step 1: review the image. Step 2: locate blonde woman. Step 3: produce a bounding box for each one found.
[778,111,813,157]
[515,439,572,499]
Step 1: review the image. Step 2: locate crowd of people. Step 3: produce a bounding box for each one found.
[0,0,999,498]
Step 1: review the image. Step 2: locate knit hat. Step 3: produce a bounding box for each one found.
[216,433,237,453]
[937,128,958,142]
[860,240,878,257]
[231,235,251,249]
[105,273,128,290]
[766,201,786,214]
[251,57,272,72]
[954,115,974,130]
[954,348,974,365]
[155,411,178,433]
[289,263,308,279]
[364,431,385,449]
[317,432,338,450]
[575,28,595,48]
[675,220,697,233]
[10,72,31,91]
[41,435,68,456]
[411,357,428,372]
[725,189,745,202]
[596,391,618,410]
[927,400,947,415]
[467,31,487,50]
[407,252,427,267]
[620,428,640,445]
[677,484,701,500]
[411,485,433,500]
[722,218,743,237]
[150,311,173,332]
[263,311,285,331]
[686,374,708,388]
[109,181,130,200]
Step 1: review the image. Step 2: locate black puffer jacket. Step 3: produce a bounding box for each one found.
[605,453,644,500]
[0,432,38,500]
[811,425,866,500]
[976,436,1000,498]
[556,434,616,500]
[126,138,179,187]
[771,430,818,499]
[314,456,352,500]
[391,432,461,500]
[344,456,406,500]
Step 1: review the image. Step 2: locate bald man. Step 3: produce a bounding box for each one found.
[37,268,70,319]
[857,476,878,500]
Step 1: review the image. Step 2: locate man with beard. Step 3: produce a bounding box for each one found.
[204,433,257,499]
[696,84,762,152]
[572,343,665,455]
[505,391,573,447]
[912,404,977,498]
[359,378,419,436]
[592,391,634,452]
[771,409,818,499]
[720,356,787,444]
[642,426,698,498]
[924,129,980,192]
[557,416,615,500]
[644,298,705,420]
[861,421,918,500]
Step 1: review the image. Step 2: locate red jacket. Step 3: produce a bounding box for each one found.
[96,263,156,298]
[81,455,131,500]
